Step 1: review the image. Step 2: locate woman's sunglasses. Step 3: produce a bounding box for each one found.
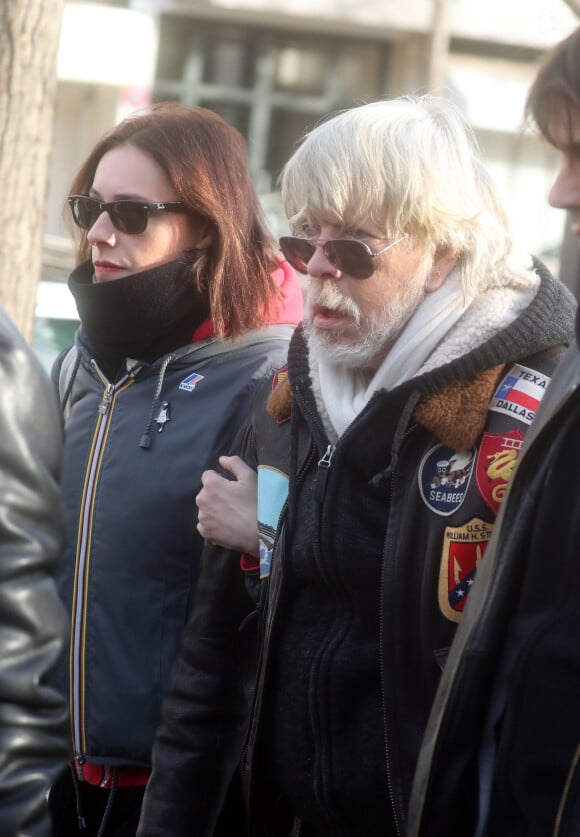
[279,235,407,280]
[68,195,189,235]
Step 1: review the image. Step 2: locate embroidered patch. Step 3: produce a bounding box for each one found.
[268,366,291,425]
[179,372,204,392]
[439,518,492,622]
[272,366,288,391]
[489,363,550,425]
[257,465,289,579]
[259,541,273,581]
[475,428,525,514]
[418,445,475,516]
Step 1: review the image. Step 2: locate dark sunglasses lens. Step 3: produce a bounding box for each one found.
[71,197,100,230]
[280,237,315,274]
[110,202,148,234]
[325,240,372,279]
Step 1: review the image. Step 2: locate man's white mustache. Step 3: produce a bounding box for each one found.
[307,284,361,323]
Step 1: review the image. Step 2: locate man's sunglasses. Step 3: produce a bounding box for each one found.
[68,195,189,235]
[279,235,407,280]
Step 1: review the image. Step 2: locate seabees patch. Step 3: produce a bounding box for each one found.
[439,518,492,622]
[475,428,525,514]
[418,444,476,516]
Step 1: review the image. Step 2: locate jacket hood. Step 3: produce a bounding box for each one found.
[281,257,576,453]
[191,258,303,341]
[288,256,576,397]
[414,256,576,394]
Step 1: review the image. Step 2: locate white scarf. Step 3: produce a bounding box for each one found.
[309,258,539,439]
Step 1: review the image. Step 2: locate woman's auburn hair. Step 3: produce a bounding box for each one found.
[68,102,281,339]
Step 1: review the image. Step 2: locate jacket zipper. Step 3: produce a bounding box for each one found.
[313,439,345,829]
[315,443,335,502]
[70,362,137,763]
[241,434,317,815]
[242,378,332,818]
[380,423,417,836]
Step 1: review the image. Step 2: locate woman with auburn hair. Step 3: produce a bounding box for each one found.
[48,102,302,837]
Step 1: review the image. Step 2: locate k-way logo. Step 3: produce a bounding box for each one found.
[489,363,550,425]
[179,372,205,392]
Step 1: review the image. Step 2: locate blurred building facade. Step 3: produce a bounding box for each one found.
[42,0,579,333]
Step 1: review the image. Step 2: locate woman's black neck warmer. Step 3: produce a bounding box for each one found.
[68,257,210,380]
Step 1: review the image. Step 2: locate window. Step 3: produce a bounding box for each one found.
[154,18,390,194]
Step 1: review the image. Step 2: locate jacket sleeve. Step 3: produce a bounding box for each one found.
[138,423,260,837]
[0,311,69,837]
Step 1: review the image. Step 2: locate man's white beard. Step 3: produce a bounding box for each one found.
[304,275,427,369]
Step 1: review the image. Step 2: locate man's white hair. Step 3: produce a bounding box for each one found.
[280,95,514,298]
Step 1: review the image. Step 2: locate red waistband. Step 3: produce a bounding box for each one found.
[75,760,151,788]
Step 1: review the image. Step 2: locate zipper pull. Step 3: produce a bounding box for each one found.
[74,755,87,828]
[315,444,335,502]
[75,753,86,781]
[98,383,114,415]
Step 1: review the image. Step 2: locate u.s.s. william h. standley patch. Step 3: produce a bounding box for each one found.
[439,518,492,622]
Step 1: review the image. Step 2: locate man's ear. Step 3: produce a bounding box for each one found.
[425,248,459,293]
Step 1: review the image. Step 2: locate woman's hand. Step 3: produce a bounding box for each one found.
[196,455,259,555]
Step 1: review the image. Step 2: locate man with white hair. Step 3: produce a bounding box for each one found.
[137,95,575,837]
